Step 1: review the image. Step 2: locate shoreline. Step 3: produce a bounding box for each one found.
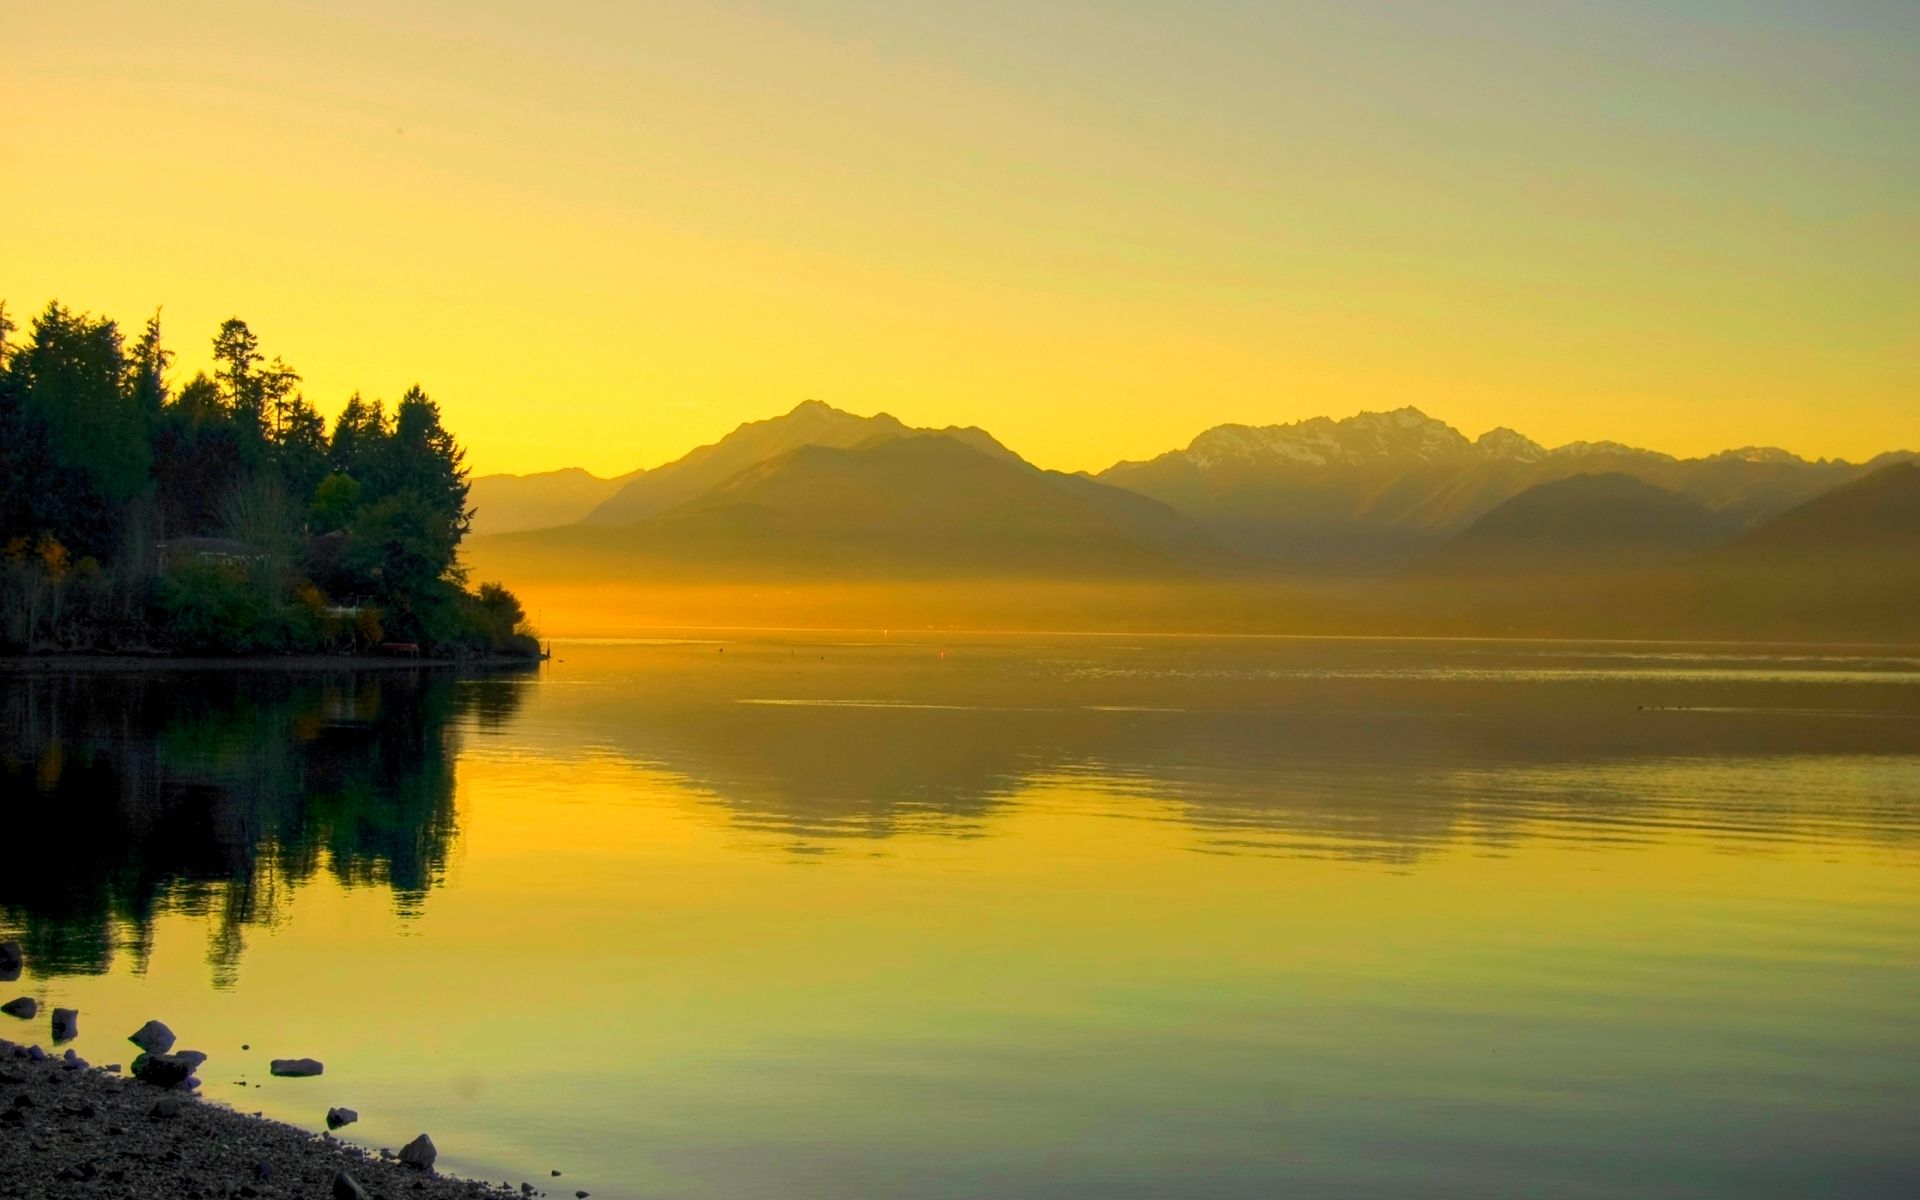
[0,653,543,674]
[0,1037,570,1199]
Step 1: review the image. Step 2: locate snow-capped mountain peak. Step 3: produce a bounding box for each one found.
[1707,446,1806,465]
[1474,427,1546,463]
[1182,407,1480,470]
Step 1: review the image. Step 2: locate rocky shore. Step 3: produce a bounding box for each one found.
[1,1037,575,1200]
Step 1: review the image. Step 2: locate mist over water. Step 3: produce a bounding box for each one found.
[3,637,1917,1199]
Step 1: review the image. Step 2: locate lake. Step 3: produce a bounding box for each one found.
[3,635,1917,1198]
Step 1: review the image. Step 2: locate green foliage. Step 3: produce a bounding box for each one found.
[311,472,362,531]
[153,560,289,654]
[467,580,536,654]
[3,302,150,552]
[2,296,534,659]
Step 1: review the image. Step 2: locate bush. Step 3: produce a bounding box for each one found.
[153,560,306,654]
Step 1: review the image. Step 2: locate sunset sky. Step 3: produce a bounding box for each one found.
[7,1,1916,476]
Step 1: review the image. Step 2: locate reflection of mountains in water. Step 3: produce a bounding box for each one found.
[0,668,528,983]
[536,643,1920,862]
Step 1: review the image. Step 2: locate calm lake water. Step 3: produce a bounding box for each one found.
[3,635,1918,1198]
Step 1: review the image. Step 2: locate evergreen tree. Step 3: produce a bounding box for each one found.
[125,310,172,421]
[4,303,149,553]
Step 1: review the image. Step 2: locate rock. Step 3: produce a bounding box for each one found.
[0,997,34,1020]
[149,1095,183,1119]
[332,1172,369,1200]
[60,1049,88,1071]
[49,1007,78,1042]
[131,1052,201,1088]
[577,1193,590,1199]
[254,1160,273,1181]
[25,1045,45,1062]
[0,940,21,981]
[268,1057,323,1077]
[551,1170,562,1176]
[129,1019,177,1054]
[397,1132,437,1170]
[326,1106,359,1130]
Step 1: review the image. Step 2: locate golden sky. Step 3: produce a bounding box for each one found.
[6,1,1916,476]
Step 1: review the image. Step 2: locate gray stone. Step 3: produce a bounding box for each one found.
[0,997,34,1020]
[268,1057,323,1077]
[128,1019,177,1054]
[131,1052,200,1088]
[325,1106,358,1130]
[149,1095,183,1119]
[397,1132,437,1170]
[25,1045,45,1062]
[50,1007,78,1042]
[332,1171,369,1200]
[0,940,20,981]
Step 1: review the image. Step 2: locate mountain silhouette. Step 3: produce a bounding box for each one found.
[1427,473,1739,574]
[483,430,1227,578]
[1726,460,1920,556]
[458,401,1916,639]
[1097,407,1900,570]
[578,400,1021,527]
[469,466,642,535]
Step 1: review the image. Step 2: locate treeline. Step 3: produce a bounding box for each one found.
[0,299,536,656]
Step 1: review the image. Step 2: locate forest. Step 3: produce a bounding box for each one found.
[0,299,536,657]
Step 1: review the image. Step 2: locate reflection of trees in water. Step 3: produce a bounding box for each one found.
[0,668,528,983]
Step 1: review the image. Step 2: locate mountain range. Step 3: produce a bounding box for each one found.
[1095,406,1910,569]
[462,401,1919,639]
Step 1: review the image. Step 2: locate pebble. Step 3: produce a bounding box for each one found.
[0,996,36,1019]
[50,1008,78,1042]
[268,1057,324,1077]
[327,1106,360,1129]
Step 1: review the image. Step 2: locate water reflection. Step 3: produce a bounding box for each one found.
[509,638,1920,861]
[0,668,528,983]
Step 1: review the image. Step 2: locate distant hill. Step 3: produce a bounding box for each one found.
[1427,473,1739,574]
[1097,407,1905,571]
[1725,460,1920,556]
[483,430,1230,579]
[468,466,641,535]
[580,400,1020,526]
[1670,462,1920,641]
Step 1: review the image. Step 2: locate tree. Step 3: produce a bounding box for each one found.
[388,386,472,539]
[125,310,172,421]
[212,318,261,412]
[260,355,301,440]
[310,472,361,532]
[153,373,245,537]
[4,303,149,553]
[329,393,388,481]
[276,392,329,500]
